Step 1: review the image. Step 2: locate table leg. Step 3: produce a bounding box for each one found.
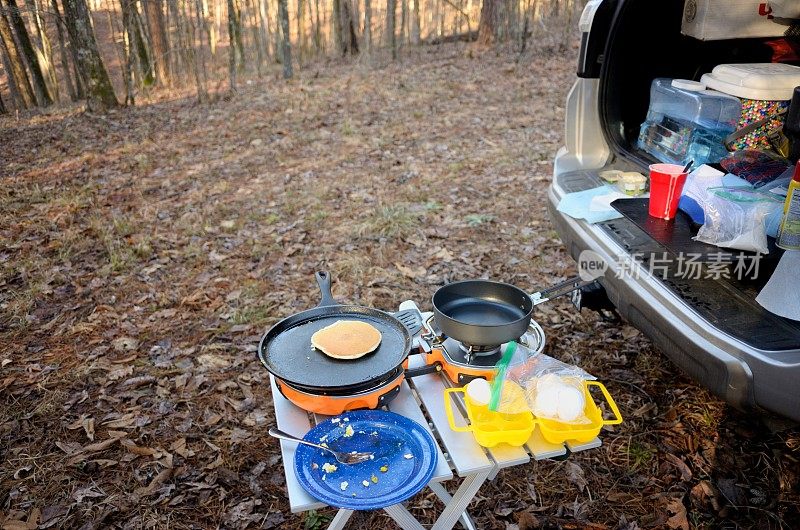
[383,504,427,530]
[430,470,491,530]
[327,509,354,530]
[429,482,478,530]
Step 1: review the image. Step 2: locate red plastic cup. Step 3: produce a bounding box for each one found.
[648,164,689,220]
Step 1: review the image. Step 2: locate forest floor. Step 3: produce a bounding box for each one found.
[2,41,800,530]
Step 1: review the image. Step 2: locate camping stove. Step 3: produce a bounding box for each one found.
[407,306,546,385]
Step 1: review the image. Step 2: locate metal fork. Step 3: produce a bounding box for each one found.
[268,427,373,465]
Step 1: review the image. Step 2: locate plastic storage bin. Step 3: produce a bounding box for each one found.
[701,63,800,151]
[638,78,742,166]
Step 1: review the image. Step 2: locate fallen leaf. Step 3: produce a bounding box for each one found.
[664,498,689,530]
[664,453,692,481]
[563,461,587,492]
[394,262,426,278]
[197,353,231,370]
[121,438,158,456]
[111,336,139,352]
[72,484,106,503]
[134,467,173,497]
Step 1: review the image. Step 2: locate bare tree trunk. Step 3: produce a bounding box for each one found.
[120,0,153,87]
[193,0,209,96]
[62,0,118,110]
[0,37,25,108]
[227,0,244,70]
[400,0,406,45]
[256,0,271,58]
[339,0,357,54]
[50,0,77,100]
[104,0,130,100]
[363,0,370,52]
[312,0,320,52]
[0,89,6,112]
[3,0,52,105]
[386,0,395,59]
[183,0,206,100]
[244,0,263,75]
[331,0,341,54]
[409,0,418,44]
[0,7,33,107]
[143,0,171,84]
[478,0,506,44]
[25,0,58,101]
[211,0,220,55]
[295,0,304,61]
[226,0,240,88]
[277,0,290,77]
[305,0,314,54]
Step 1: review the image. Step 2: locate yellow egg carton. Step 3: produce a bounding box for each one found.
[444,381,534,448]
[444,380,622,448]
[535,381,622,444]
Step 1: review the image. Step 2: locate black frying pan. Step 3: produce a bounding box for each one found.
[258,272,413,392]
[432,277,594,346]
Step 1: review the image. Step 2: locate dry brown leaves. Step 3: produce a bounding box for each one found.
[1,39,799,530]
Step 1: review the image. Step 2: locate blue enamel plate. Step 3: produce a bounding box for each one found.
[294,409,437,511]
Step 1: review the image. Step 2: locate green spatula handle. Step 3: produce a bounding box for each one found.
[488,341,517,411]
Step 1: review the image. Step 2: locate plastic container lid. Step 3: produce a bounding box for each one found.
[671,79,705,92]
[701,63,800,101]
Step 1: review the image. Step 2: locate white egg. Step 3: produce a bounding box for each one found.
[556,386,585,422]
[466,378,491,406]
[534,385,560,417]
[536,373,564,390]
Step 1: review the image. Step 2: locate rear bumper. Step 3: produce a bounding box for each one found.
[548,171,800,421]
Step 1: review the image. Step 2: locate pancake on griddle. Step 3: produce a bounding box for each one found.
[311,320,382,359]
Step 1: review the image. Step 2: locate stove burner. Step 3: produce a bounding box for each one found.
[442,337,503,367]
[457,342,501,357]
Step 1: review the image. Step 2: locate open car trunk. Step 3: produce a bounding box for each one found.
[592,0,800,351]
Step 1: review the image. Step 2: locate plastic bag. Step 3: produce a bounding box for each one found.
[499,352,595,425]
[694,187,783,254]
[678,164,725,224]
[719,150,790,188]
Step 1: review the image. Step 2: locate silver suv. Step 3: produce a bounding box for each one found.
[548,0,800,421]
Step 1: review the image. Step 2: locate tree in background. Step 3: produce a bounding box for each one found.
[0,0,584,111]
[120,0,154,88]
[277,0,291,78]
[386,0,396,59]
[62,0,119,110]
[2,0,52,105]
[0,6,34,108]
[339,0,357,55]
[143,0,170,85]
[363,0,371,52]
[227,0,245,89]
[50,0,78,101]
[478,0,504,44]
[25,0,59,101]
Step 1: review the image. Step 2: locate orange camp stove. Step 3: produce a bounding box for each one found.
[275,365,407,416]
[419,317,546,386]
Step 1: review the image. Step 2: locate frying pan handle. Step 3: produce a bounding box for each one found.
[315,271,337,307]
[530,276,595,306]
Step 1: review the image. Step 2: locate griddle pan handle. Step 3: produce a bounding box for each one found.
[404,362,442,379]
[315,271,337,307]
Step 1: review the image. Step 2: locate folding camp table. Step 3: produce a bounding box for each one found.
[270,301,601,530]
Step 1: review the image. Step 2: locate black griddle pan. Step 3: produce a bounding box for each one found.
[258,272,412,391]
